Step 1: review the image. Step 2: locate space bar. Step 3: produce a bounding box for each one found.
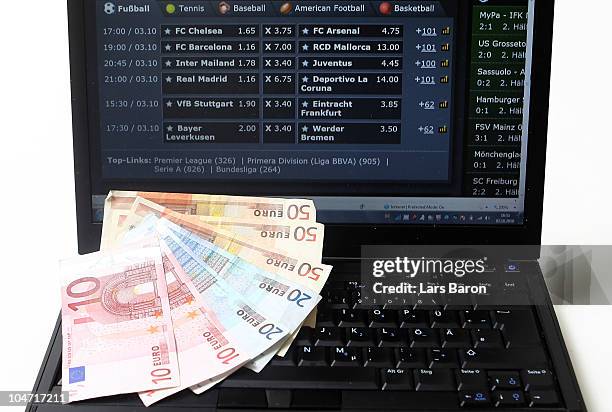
[219,367,378,389]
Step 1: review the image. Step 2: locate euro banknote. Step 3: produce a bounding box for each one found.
[139,242,261,405]
[152,230,298,400]
[121,199,332,292]
[122,200,330,356]
[105,190,317,223]
[155,220,322,371]
[60,244,180,402]
[124,214,323,362]
[154,218,322,369]
[104,196,325,260]
[102,195,326,332]
[61,191,330,403]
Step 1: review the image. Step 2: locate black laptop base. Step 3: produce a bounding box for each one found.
[28,260,586,412]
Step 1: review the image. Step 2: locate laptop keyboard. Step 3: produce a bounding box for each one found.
[220,280,561,408]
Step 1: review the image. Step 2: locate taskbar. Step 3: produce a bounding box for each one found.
[318,210,523,225]
[90,195,523,225]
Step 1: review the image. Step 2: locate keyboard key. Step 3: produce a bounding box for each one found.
[521,369,554,390]
[428,348,459,368]
[346,327,375,347]
[429,310,460,328]
[298,346,327,366]
[459,348,548,369]
[381,368,414,390]
[368,309,397,327]
[344,281,361,290]
[491,309,541,348]
[399,310,429,328]
[342,392,458,409]
[528,390,559,407]
[414,369,455,391]
[471,329,503,348]
[350,289,374,309]
[377,328,405,347]
[221,367,378,390]
[316,307,336,327]
[456,369,488,391]
[322,289,350,309]
[217,388,267,408]
[441,328,471,348]
[488,371,521,390]
[493,390,525,407]
[330,347,362,367]
[314,327,344,347]
[336,309,366,327]
[461,310,491,329]
[396,347,427,368]
[409,328,440,348]
[413,296,443,309]
[364,347,395,368]
[442,293,474,310]
[271,347,297,366]
[295,327,313,346]
[458,391,491,407]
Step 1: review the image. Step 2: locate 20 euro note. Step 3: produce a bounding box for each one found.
[154,219,322,371]
[105,191,317,224]
[143,230,292,403]
[60,244,179,402]
[124,207,331,356]
[114,196,325,260]
[139,242,256,405]
[123,210,325,329]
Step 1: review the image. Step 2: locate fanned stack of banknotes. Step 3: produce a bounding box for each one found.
[60,191,331,405]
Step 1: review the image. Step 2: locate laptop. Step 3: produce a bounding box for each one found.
[28,0,587,410]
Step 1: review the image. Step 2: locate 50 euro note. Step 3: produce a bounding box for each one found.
[107,196,325,260]
[100,209,131,250]
[119,200,331,293]
[142,230,293,404]
[60,244,179,402]
[105,190,317,224]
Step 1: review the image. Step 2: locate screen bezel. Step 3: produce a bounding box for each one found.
[68,0,554,256]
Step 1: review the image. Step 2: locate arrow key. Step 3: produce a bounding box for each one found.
[493,390,525,407]
[458,391,491,407]
[528,390,559,407]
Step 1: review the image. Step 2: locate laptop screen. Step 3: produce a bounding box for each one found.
[87,0,534,226]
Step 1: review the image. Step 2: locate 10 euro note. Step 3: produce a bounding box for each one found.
[60,245,180,402]
[149,230,292,400]
[138,242,255,405]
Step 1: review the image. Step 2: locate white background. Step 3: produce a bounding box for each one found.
[0,1,610,411]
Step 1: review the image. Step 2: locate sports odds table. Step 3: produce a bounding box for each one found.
[96,0,528,191]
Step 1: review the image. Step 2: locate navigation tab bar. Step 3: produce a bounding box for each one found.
[157,1,448,17]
